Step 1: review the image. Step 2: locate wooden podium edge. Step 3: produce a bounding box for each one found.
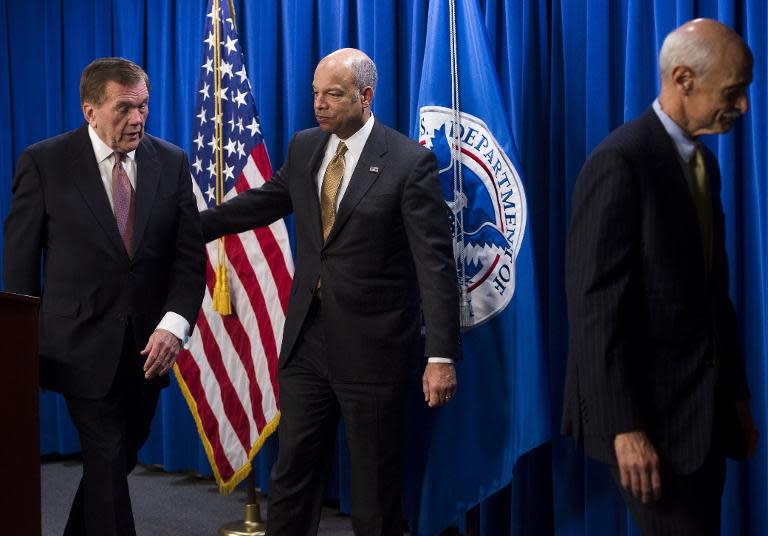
[0,290,41,304]
[0,290,41,535]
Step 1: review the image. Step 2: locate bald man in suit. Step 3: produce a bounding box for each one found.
[563,19,758,535]
[201,48,461,536]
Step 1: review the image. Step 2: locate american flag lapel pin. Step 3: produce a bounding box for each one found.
[369,166,379,173]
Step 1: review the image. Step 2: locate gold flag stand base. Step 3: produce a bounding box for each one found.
[218,472,266,536]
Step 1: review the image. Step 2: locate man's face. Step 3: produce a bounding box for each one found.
[82,80,149,153]
[683,46,752,137]
[312,60,367,139]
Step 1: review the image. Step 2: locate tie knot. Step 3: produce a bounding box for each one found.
[335,142,348,158]
[114,152,125,164]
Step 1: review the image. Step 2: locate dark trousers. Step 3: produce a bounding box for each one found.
[62,329,161,536]
[610,448,726,536]
[266,297,407,536]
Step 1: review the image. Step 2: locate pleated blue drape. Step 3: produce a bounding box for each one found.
[1,0,766,534]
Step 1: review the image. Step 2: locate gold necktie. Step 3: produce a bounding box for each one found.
[690,148,712,274]
[320,141,348,241]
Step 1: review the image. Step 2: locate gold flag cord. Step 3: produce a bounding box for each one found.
[211,0,232,315]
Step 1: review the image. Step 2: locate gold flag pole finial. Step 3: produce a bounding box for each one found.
[211,0,232,315]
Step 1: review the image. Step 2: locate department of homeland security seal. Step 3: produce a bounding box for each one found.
[419,106,527,327]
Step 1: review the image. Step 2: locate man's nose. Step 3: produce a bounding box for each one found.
[128,107,145,123]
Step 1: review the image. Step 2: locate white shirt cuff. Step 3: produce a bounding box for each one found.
[427,357,454,364]
[156,312,190,343]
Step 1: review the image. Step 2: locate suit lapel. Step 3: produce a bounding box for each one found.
[133,138,160,254]
[307,133,330,248]
[68,125,128,260]
[645,110,705,256]
[325,122,386,244]
[648,108,711,278]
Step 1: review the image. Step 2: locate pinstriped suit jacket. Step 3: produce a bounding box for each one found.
[562,108,749,475]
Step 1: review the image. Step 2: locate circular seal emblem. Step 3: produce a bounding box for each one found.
[419,106,527,327]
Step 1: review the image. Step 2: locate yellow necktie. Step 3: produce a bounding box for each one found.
[320,141,348,241]
[690,148,712,274]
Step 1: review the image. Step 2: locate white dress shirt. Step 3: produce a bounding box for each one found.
[315,114,375,207]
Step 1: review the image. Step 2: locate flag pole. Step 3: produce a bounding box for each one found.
[218,470,266,536]
[212,0,232,315]
[213,0,263,529]
[448,0,472,327]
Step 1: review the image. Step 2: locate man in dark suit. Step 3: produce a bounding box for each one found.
[3,57,205,535]
[201,48,460,535]
[563,19,758,534]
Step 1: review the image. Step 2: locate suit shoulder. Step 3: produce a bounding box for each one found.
[379,123,433,161]
[587,111,664,162]
[23,128,81,158]
[293,126,326,146]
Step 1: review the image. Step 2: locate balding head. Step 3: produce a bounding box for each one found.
[313,48,377,139]
[657,19,752,137]
[318,48,378,96]
[660,19,752,81]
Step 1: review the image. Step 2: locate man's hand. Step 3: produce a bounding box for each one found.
[140,329,181,379]
[735,399,759,458]
[614,430,662,504]
[422,362,457,408]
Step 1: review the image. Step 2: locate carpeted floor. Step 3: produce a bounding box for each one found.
[41,458,355,535]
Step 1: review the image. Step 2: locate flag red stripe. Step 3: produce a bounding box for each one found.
[236,144,292,313]
[176,343,237,480]
[233,165,292,313]
[195,266,253,453]
[203,255,268,429]
[196,320,252,455]
[252,227,292,312]
[219,304,268,430]
[251,142,273,180]
[223,234,281,400]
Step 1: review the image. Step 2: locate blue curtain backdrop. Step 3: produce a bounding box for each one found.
[1,0,766,534]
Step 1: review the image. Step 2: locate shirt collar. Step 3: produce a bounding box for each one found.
[652,99,697,162]
[327,114,375,159]
[87,125,137,164]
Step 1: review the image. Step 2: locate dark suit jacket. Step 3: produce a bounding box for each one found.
[3,124,206,398]
[201,120,461,383]
[562,108,749,474]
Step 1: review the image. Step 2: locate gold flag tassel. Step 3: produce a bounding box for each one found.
[211,0,232,316]
[213,245,232,315]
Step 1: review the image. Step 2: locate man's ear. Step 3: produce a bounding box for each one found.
[671,65,695,95]
[82,102,96,126]
[360,86,374,109]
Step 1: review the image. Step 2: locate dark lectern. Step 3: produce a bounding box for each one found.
[0,291,41,535]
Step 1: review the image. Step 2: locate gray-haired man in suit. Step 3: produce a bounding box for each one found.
[563,19,758,535]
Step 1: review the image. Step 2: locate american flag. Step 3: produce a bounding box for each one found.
[174,0,294,494]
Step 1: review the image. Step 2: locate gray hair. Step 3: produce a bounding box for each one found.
[349,56,378,95]
[658,28,716,79]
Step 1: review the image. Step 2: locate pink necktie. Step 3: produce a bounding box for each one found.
[112,152,135,257]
